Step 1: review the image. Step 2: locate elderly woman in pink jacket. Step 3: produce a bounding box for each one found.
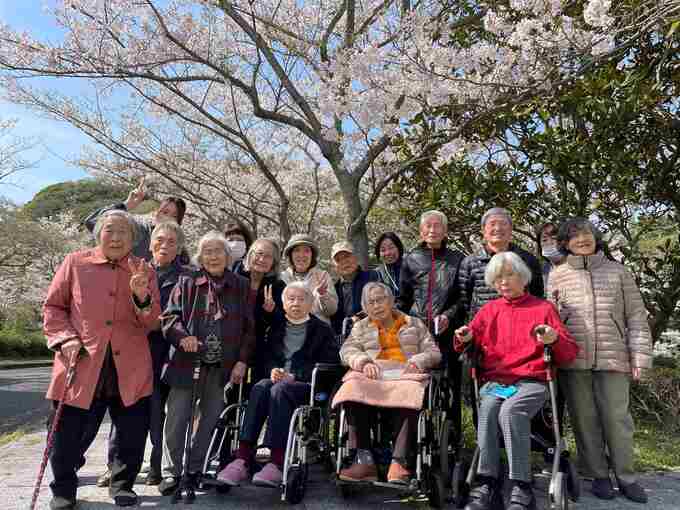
[43,210,161,510]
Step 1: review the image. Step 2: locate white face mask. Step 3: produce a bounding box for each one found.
[542,244,564,262]
[227,240,246,261]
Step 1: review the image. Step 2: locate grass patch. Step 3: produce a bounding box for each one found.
[633,422,680,471]
[0,429,27,447]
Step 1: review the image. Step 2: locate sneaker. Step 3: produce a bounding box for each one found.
[387,462,411,484]
[464,476,500,510]
[158,476,179,496]
[49,496,76,510]
[96,468,112,488]
[146,468,162,486]
[591,477,615,500]
[217,458,250,486]
[339,462,378,482]
[507,481,535,510]
[252,462,283,487]
[113,489,138,507]
[619,481,648,503]
[255,446,271,463]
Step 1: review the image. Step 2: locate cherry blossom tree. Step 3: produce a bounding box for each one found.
[0,0,658,263]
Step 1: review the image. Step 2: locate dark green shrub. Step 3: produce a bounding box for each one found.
[631,365,680,432]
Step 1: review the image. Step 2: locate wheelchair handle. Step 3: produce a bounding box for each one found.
[314,362,344,371]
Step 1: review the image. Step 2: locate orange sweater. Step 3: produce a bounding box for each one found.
[374,314,407,363]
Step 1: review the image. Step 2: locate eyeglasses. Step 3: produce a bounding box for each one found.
[253,250,273,261]
[366,295,389,307]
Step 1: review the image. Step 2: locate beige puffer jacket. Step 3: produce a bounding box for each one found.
[340,311,441,371]
[547,251,652,373]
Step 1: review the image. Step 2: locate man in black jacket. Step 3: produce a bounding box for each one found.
[330,241,378,338]
[458,207,544,321]
[397,210,465,445]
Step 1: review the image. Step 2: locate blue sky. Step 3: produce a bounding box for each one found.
[0,1,90,204]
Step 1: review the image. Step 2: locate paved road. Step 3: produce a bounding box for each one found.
[0,366,52,436]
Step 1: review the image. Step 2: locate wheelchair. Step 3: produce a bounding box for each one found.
[452,344,580,510]
[333,367,451,508]
[198,363,345,504]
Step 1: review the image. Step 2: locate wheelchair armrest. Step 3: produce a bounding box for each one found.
[314,363,344,371]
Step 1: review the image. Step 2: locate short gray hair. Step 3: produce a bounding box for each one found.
[282,281,314,304]
[151,221,186,252]
[361,282,395,311]
[194,231,231,266]
[420,210,448,230]
[93,210,138,246]
[243,238,281,276]
[484,252,532,288]
[481,207,513,228]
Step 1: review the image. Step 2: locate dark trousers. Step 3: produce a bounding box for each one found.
[345,402,418,461]
[239,379,310,450]
[50,396,150,500]
[447,352,463,447]
[149,377,170,473]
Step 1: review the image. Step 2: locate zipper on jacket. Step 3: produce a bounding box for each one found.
[610,312,625,340]
[585,256,599,369]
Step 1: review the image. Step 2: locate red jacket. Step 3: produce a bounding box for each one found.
[454,293,578,385]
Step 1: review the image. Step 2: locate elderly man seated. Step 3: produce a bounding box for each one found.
[217,281,339,488]
[334,282,441,484]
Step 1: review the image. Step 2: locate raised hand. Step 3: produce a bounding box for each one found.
[313,273,328,296]
[263,284,275,312]
[125,176,146,211]
[128,257,151,301]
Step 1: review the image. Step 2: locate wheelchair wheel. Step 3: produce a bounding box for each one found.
[561,455,580,502]
[428,470,446,509]
[439,419,452,485]
[451,460,470,508]
[215,483,231,494]
[549,471,569,510]
[284,466,306,504]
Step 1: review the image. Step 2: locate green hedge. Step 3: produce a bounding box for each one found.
[631,359,680,432]
[0,328,50,358]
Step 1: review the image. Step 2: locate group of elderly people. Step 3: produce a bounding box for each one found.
[43,186,652,510]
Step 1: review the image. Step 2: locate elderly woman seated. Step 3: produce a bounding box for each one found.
[454,252,578,510]
[336,282,441,484]
[217,281,339,488]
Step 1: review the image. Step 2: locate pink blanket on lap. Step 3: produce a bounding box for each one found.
[331,370,430,410]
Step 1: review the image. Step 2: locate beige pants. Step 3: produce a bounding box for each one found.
[559,370,636,484]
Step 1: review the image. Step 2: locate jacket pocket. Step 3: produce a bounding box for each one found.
[610,313,625,340]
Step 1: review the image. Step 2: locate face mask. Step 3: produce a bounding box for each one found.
[227,240,246,261]
[542,244,564,262]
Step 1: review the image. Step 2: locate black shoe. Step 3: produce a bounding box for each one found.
[113,489,138,507]
[507,480,535,510]
[96,468,112,488]
[146,469,162,486]
[464,476,500,510]
[619,481,648,503]
[592,477,615,499]
[49,496,76,510]
[159,476,179,495]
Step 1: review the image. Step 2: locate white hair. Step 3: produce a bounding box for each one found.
[93,210,138,246]
[194,230,231,266]
[419,210,448,230]
[151,221,186,251]
[282,281,314,305]
[481,207,513,228]
[484,252,532,288]
[361,282,395,312]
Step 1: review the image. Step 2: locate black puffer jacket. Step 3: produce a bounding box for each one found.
[458,243,544,320]
[397,242,465,330]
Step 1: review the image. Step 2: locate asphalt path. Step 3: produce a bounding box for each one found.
[0,366,52,436]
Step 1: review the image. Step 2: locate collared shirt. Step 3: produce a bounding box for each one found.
[44,247,161,409]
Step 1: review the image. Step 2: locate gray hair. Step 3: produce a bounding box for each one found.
[150,221,186,252]
[93,210,138,246]
[282,281,314,305]
[361,282,395,312]
[243,238,281,276]
[194,230,231,267]
[484,252,532,288]
[481,207,513,228]
[420,210,448,230]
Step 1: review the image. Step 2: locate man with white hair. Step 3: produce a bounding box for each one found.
[459,207,544,321]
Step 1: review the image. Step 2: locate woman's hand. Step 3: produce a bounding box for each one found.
[454,325,473,343]
[230,361,247,384]
[125,176,146,211]
[60,338,83,362]
[631,367,644,381]
[129,258,152,301]
[262,284,275,313]
[180,336,199,352]
[312,273,328,296]
[403,362,423,374]
[362,362,381,379]
[534,324,557,344]
[271,367,294,383]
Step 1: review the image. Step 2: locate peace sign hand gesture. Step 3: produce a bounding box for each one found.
[313,273,328,296]
[125,176,146,211]
[263,284,276,313]
[128,258,152,301]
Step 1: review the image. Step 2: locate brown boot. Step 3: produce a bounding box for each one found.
[339,462,378,482]
[387,462,411,484]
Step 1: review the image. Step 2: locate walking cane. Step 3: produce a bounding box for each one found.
[172,352,202,504]
[30,351,79,510]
